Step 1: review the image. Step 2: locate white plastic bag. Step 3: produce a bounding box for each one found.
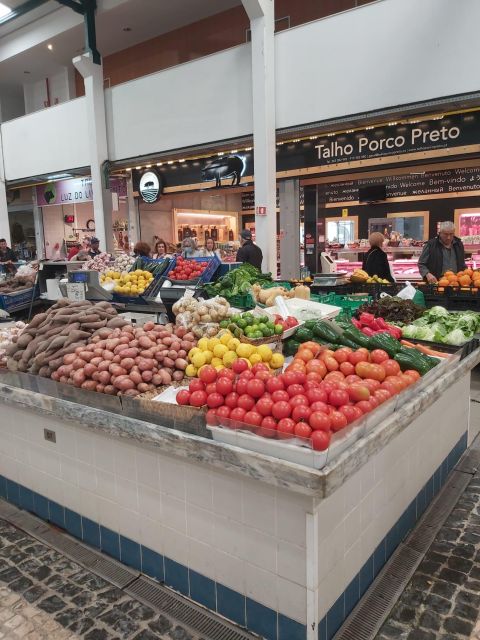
[396,281,417,300]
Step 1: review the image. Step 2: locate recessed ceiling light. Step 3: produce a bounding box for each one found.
[47,43,53,51]
[123,27,132,32]
[0,3,12,19]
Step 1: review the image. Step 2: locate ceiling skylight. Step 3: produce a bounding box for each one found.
[0,3,12,19]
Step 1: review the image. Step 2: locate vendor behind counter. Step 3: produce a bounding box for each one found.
[362,233,394,283]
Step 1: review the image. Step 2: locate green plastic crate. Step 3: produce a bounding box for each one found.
[228,292,256,310]
[261,281,292,291]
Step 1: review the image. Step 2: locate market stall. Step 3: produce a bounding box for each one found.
[0,269,479,640]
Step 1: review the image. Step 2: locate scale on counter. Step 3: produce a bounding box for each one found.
[314,252,348,286]
[62,270,113,301]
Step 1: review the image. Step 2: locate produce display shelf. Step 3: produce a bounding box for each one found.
[0,286,39,312]
[164,255,221,285]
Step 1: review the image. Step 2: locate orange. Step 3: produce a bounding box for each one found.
[466,268,474,277]
[444,270,454,278]
[459,275,471,286]
[438,278,449,287]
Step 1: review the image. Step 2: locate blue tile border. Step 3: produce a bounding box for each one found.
[318,430,468,640]
[0,429,467,640]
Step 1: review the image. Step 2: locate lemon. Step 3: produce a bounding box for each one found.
[227,338,240,351]
[257,344,273,362]
[223,351,237,367]
[188,347,201,359]
[220,332,231,346]
[207,337,220,351]
[130,285,138,293]
[185,364,197,377]
[239,357,251,368]
[192,352,206,368]
[138,288,145,294]
[113,285,122,293]
[214,365,224,371]
[213,344,228,358]
[270,353,285,369]
[211,357,223,368]
[203,350,213,364]
[249,353,262,365]
[236,343,254,359]
[197,337,209,351]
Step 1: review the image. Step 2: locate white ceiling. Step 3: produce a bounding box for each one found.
[0,0,242,87]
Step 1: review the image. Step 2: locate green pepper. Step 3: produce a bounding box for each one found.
[284,339,300,357]
[313,320,339,343]
[342,326,371,349]
[369,333,401,357]
[296,327,314,343]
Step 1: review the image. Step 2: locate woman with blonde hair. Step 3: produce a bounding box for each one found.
[362,232,394,282]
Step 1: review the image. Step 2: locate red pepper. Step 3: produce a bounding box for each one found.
[386,328,400,339]
[375,317,388,330]
[351,318,362,329]
[359,312,376,326]
[362,326,375,337]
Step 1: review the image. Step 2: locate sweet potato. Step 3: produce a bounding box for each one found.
[106,317,128,328]
[91,327,112,339]
[27,312,48,328]
[82,319,107,330]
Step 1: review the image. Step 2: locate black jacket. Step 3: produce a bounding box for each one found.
[418,236,465,280]
[362,247,394,282]
[0,247,16,263]
[236,240,263,270]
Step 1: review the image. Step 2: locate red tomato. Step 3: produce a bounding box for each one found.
[309,411,331,432]
[292,371,307,385]
[381,359,401,377]
[348,384,371,403]
[205,409,218,425]
[381,380,400,396]
[310,401,329,414]
[257,416,277,438]
[289,394,309,408]
[277,418,295,439]
[236,378,249,395]
[339,404,358,424]
[311,430,331,451]
[225,392,239,408]
[244,411,263,427]
[361,378,381,393]
[339,361,355,376]
[190,390,207,407]
[403,369,421,382]
[237,394,255,411]
[355,362,372,379]
[256,397,274,417]
[369,395,379,408]
[272,401,292,420]
[324,357,339,372]
[189,379,205,393]
[218,368,235,381]
[374,389,392,404]
[240,370,254,380]
[255,371,272,383]
[176,389,190,405]
[294,422,313,439]
[304,379,320,390]
[369,364,386,382]
[345,374,362,385]
[305,387,328,403]
[272,390,290,403]
[287,384,305,398]
[401,374,414,387]
[207,392,224,409]
[281,372,298,387]
[216,377,233,396]
[385,375,405,392]
[349,350,370,366]
[230,407,246,422]
[232,359,249,374]
[266,377,285,393]
[330,410,348,432]
[199,365,217,384]
[324,371,345,383]
[328,388,350,407]
[205,382,217,395]
[216,406,231,419]
[370,349,389,364]
[356,400,373,414]
[305,373,323,386]
[334,348,351,364]
[252,363,270,374]
[292,404,312,423]
[246,379,265,399]
[319,381,337,395]
[351,406,364,421]
[306,360,327,377]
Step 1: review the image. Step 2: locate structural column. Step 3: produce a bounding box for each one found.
[73,52,113,253]
[242,0,277,275]
[126,173,140,252]
[0,129,11,244]
[279,179,300,279]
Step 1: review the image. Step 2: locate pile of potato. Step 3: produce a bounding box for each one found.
[6,299,128,377]
[51,321,196,396]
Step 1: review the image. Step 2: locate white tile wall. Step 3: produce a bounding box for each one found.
[245,563,278,610]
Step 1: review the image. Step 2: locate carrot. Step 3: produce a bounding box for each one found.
[414,343,449,358]
[401,340,416,348]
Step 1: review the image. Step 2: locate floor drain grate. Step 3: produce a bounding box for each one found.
[334,456,474,640]
[126,576,256,640]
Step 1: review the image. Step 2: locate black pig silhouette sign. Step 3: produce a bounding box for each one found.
[202,155,244,188]
[44,188,56,204]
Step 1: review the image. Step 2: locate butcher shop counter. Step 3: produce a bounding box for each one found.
[0,348,479,640]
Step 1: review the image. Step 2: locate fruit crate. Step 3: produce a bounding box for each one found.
[0,285,39,312]
[227,292,256,310]
[164,255,221,286]
[417,283,480,311]
[261,281,292,291]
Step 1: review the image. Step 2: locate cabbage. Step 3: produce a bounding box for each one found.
[443,328,468,346]
[427,306,449,319]
[414,326,436,341]
[402,325,419,339]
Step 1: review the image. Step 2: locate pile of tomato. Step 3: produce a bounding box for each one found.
[176,342,420,452]
[169,257,209,281]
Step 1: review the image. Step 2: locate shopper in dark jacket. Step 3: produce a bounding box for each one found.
[418,221,466,283]
[362,232,394,282]
[236,229,263,270]
[0,238,17,274]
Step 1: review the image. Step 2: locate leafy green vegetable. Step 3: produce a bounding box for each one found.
[357,297,423,323]
[204,264,271,299]
[401,307,480,345]
[443,328,468,346]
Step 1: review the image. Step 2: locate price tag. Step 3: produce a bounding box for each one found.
[66,283,86,301]
[342,208,349,217]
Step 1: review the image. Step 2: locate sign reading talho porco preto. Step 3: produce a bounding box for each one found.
[139,170,163,203]
[311,112,480,165]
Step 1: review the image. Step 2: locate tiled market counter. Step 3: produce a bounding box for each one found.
[0,349,479,640]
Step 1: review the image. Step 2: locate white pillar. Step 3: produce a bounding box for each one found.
[279,179,300,279]
[73,53,113,254]
[126,173,139,253]
[242,0,277,275]
[32,190,45,260]
[0,129,11,245]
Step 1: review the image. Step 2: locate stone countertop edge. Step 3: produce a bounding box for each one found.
[0,349,478,499]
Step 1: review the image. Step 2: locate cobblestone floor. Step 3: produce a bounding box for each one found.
[0,519,200,640]
[376,469,480,640]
